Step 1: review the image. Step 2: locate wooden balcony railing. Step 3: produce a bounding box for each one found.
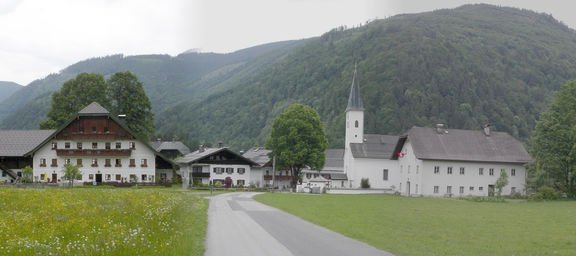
[56,149,132,157]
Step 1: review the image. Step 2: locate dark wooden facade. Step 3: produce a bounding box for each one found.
[55,116,134,141]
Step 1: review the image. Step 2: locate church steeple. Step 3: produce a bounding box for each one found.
[346,64,364,112]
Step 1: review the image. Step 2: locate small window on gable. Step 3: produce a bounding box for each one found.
[92,126,97,134]
[355,120,359,128]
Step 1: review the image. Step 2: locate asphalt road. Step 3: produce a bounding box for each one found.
[205,192,394,256]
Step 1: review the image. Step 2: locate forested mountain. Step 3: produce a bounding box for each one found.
[3,4,576,151]
[0,81,22,103]
[0,40,306,129]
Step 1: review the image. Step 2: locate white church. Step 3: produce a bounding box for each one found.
[326,67,532,197]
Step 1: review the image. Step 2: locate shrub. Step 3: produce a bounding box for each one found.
[530,186,560,201]
[361,178,370,189]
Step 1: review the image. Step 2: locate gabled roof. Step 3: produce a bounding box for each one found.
[151,140,191,155]
[177,147,258,166]
[323,149,344,171]
[78,102,110,115]
[0,130,55,156]
[242,147,271,167]
[346,65,364,111]
[350,134,399,159]
[397,126,531,164]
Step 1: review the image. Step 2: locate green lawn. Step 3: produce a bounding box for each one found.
[255,193,576,256]
[0,187,207,255]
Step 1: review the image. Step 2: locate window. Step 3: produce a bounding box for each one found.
[383,169,389,181]
[40,158,47,167]
[129,159,136,167]
[306,173,312,179]
[116,142,121,149]
[489,168,494,176]
[65,159,71,165]
[89,174,94,180]
[141,159,148,167]
[115,174,121,181]
[115,159,122,167]
[105,174,111,181]
[479,186,484,191]
[479,168,484,175]
[237,179,245,186]
[355,120,359,128]
[65,142,70,149]
[51,142,57,149]
[91,159,98,167]
[434,166,440,174]
[416,165,419,174]
[214,167,224,174]
[447,167,453,175]
[459,186,464,194]
[226,168,234,174]
[433,186,439,194]
[142,174,147,182]
[511,187,516,194]
[511,169,516,176]
[105,159,111,167]
[79,126,84,133]
[130,174,137,182]
[459,167,465,175]
[129,142,136,149]
[77,159,83,167]
[237,168,246,174]
[105,142,111,150]
[470,186,474,191]
[447,186,452,195]
[77,142,83,150]
[51,159,58,167]
[92,126,97,133]
[104,127,109,133]
[92,142,98,149]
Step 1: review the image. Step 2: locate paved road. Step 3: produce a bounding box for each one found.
[205,192,394,256]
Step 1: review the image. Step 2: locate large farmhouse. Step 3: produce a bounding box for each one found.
[0,102,174,184]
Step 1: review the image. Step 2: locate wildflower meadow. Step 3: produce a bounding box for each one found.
[0,187,207,255]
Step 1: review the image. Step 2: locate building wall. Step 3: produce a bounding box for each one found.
[398,141,527,197]
[351,158,399,189]
[33,140,156,183]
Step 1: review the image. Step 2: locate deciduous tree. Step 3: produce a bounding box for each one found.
[266,103,327,190]
[61,163,82,188]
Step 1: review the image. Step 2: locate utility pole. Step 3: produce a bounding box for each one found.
[272,155,276,192]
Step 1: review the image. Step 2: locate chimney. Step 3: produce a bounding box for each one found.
[198,144,204,153]
[218,141,223,148]
[483,124,491,136]
[436,124,445,134]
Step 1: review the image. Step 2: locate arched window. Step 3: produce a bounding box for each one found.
[355,120,359,128]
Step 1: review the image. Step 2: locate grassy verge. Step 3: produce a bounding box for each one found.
[0,187,208,255]
[255,193,576,256]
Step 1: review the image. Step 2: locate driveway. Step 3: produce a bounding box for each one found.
[205,192,394,256]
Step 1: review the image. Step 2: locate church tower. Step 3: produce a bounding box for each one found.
[345,65,364,148]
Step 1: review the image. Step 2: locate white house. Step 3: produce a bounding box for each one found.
[178,146,258,188]
[392,125,531,197]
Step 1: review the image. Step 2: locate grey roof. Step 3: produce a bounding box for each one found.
[405,127,531,164]
[78,102,110,115]
[330,173,348,180]
[346,66,364,111]
[0,130,55,156]
[242,147,271,167]
[151,141,191,155]
[350,134,399,159]
[323,149,344,171]
[177,147,257,166]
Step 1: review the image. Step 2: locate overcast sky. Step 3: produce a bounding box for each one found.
[1,0,575,85]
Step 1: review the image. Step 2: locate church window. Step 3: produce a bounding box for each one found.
[383,169,389,181]
[355,120,358,128]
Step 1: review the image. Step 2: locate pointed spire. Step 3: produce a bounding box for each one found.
[346,63,364,111]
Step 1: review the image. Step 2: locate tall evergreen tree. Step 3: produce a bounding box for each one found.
[40,73,109,129]
[266,103,327,190]
[530,80,576,198]
[108,71,155,140]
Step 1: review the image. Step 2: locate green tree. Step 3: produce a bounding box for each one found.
[530,80,576,198]
[61,163,82,188]
[266,103,327,190]
[495,169,509,197]
[40,73,110,129]
[21,166,33,183]
[108,71,155,140]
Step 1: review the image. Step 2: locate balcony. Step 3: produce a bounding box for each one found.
[263,175,293,181]
[191,172,210,178]
[56,149,132,157]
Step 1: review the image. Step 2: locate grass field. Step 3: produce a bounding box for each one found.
[0,187,207,255]
[255,193,576,256]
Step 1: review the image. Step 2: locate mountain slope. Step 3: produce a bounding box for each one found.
[0,81,22,103]
[157,4,576,150]
[0,40,306,129]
